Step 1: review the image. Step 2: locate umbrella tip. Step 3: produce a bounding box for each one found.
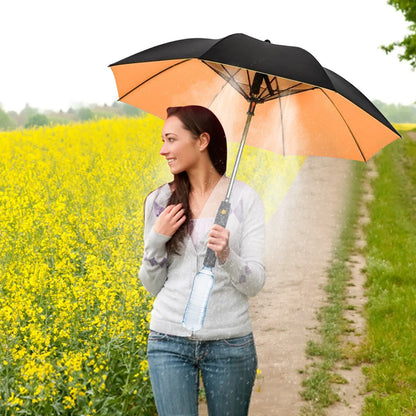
[264,39,271,43]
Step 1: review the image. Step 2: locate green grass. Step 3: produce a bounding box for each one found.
[300,159,366,415]
[360,130,416,415]
[300,129,416,415]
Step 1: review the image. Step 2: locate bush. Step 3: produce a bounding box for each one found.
[0,107,16,130]
[25,113,50,128]
[77,107,94,121]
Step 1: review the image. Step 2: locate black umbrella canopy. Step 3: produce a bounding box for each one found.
[111,33,335,94]
[110,33,400,161]
[323,67,395,133]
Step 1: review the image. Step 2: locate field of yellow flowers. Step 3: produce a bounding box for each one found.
[0,115,304,415]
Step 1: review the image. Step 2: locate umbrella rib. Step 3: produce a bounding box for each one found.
[220,65,251,99]
[260,86,317,103]
[279,96,286,156]
[275,79,286,156]
[117,59,190,101]
[225,66,250,98]
[258,77,318,102]
[206,77,232,108]
[202,61,250,100]
[202,61,319,103]
[277,82,316,98]
[321,89,367,162]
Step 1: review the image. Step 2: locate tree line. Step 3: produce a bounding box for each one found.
[373,100,416,123]
[1,100,415,132]
[0,102,143,131]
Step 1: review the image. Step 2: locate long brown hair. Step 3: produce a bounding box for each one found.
[165,105,227,255]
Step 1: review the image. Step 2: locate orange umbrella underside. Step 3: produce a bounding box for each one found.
[111,59,399,162]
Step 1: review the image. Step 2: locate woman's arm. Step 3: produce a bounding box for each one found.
[138,191,176,296]
[220,189,266,297]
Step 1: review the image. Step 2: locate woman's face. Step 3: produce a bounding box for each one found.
[160,116,201,175]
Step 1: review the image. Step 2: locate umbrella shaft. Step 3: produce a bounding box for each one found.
[225,101,256,202]
[204,100,255,268]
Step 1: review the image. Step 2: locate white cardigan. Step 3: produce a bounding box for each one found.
[139,176,265,340]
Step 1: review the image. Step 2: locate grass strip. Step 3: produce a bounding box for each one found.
[300,159,367,416]
[360,130,416,415]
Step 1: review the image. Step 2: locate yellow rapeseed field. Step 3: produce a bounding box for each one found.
[0,115,305,415]
[392,123,416,131]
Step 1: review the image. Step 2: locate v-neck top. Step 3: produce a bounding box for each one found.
[139,175,265,340]
[190,218,213,250]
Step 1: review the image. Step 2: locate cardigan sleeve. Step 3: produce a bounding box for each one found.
[138,189,171,296]
[220,187,265,297]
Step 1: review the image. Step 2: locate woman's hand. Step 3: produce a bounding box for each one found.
[153,204,186,237]
[208,224,230,264]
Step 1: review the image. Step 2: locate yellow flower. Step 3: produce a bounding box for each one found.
[0,115,304,414]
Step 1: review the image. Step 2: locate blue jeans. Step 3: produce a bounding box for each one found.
[147,331,258,416]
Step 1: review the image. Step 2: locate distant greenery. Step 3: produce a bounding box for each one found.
[25,113,49,129]
[0,102,144,131]
[373,100,416,123]
[0,107,16,130]
[1,100,415,131]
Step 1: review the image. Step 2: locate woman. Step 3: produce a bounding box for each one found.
[139,105,265,415]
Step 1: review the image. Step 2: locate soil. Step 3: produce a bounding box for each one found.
[408,131,416,141]
[198,155,369,415]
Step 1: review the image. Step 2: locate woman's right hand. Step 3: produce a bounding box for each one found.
[153,203,186,237]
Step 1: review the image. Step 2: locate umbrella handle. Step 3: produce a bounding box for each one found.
[203,200,231,267]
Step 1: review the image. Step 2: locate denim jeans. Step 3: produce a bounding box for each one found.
[147,331,258,416]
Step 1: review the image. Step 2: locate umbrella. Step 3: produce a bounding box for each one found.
[109,33,400,161]
[109,33,400,330]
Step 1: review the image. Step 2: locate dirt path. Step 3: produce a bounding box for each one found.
[249,156,353,415]
[198,155,358,416]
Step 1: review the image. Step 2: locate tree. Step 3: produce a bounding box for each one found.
[382,0,416,68]
[25,113,49,129]
[0,107,16,130]
[77,107,94,121]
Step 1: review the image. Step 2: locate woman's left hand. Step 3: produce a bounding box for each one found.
[207,224,230,264]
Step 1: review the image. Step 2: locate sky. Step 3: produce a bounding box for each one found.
[1,0,415,113]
